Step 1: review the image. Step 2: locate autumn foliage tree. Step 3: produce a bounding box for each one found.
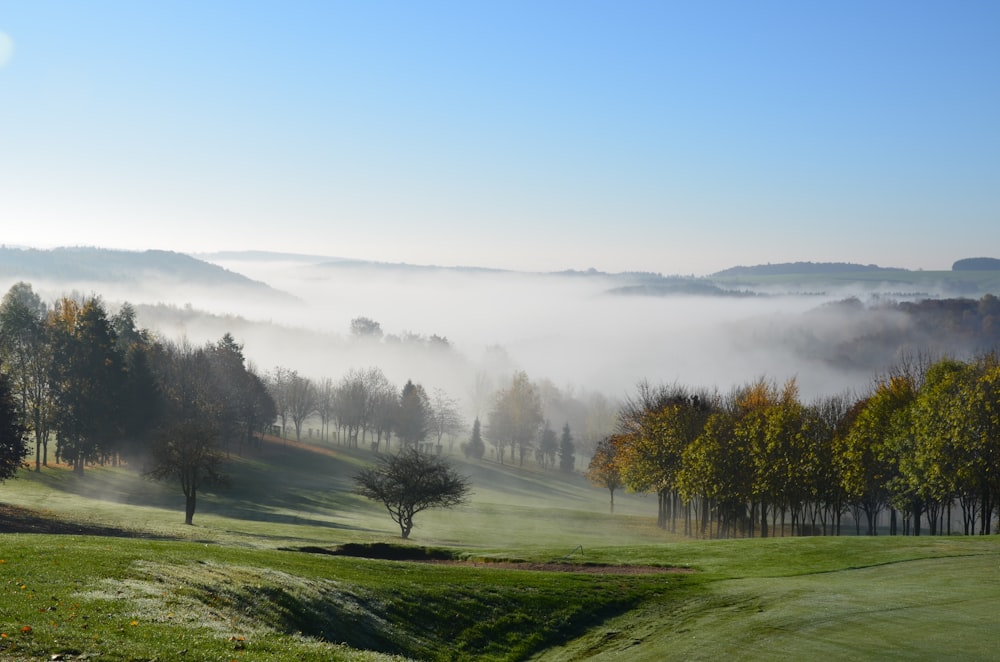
[48,297,126,474]
[587,435,625,513]
[487,371,543,465]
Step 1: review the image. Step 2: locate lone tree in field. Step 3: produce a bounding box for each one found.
[0,373,29,483]
[145,421,229,525]
[354,447,471,539]
[587,435,625,513]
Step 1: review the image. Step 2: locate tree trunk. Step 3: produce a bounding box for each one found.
[700,498,710,538]
[185,489,197,525]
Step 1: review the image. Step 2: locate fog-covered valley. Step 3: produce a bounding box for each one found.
[5,247,997,445]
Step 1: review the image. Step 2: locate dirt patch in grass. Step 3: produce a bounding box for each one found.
[0,503,169,539]
[429,560,695,574]
[290,541,458,561]
[288,542,694,574]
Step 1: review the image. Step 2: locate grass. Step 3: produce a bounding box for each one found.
[1,437,999,660]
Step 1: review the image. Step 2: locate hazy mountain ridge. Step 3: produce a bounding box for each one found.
[3,246,1000,409]
[953,257,1000,271]
[0,246,298,303]
[711,261,903,277]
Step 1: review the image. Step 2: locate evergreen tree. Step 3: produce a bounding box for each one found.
[558,423,575,473]
[462,417,486,460]
[0,373,29,482]
[397,379,432,448]
[538,420,558,468]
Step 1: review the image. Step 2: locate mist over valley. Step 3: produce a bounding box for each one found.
[4,246,999,440]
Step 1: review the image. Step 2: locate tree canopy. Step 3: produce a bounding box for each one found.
[354,448,471,539]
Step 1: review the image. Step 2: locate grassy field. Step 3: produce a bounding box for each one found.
[1,437,998,661]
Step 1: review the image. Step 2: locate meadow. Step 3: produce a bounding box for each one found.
[1,437,998,661]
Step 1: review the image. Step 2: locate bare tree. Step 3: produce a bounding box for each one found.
[335,368,378,448]
[366,368,397,452]
[430,387,464,453]
[266,366,292,438]
[287,371,318,441]
[316,377,336,442]
[145,421,228,525]
[354,448,471,539]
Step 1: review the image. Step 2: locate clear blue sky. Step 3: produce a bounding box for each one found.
[1,1,997,274]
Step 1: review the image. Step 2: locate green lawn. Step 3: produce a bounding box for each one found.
[1,438,998,661]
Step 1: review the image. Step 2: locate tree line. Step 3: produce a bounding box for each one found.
[265,364,465,454]
[0,284,589,524]
[0,283,277,522]
[589,354,1000,537]
[268,360,579,473]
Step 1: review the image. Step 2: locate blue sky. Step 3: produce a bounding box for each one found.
[1,1,997,275]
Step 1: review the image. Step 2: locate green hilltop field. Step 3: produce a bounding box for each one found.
[1,436,998,661]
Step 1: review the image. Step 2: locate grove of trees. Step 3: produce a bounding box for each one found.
[6,278,997,540]
[598,353,1000,538]
[0,283,276,523]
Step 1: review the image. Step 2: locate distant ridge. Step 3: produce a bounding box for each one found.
[0,246,295,301]
[953,257,1000,271]
[712,262,898,277]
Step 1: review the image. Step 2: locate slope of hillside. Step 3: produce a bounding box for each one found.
[0,246,297,303]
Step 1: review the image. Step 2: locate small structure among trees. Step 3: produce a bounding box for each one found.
[354,448,471,539]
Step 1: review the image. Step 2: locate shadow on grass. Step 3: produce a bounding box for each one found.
[16,438,370,534]
[0,503,177,539]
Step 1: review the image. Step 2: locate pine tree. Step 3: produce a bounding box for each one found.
[462,417,486,460]
[558,423,575,473]
[0,373,29,482]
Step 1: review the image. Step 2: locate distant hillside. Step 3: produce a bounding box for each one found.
[953,257,1000,271]
[712,262,897,277]
[607,278,756,298]
[195,250,342,264]
[0,246,296,301]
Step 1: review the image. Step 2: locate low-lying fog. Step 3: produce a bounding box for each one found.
[6,255,927,426]
[187,257,897,403]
